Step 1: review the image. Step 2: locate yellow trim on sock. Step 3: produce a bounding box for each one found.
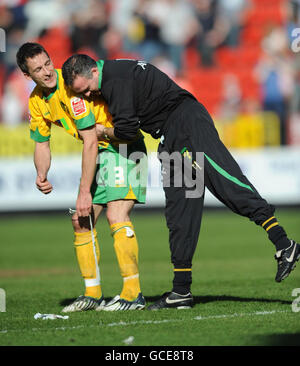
[74,241,91,247]
[123,274,139,281]
[174,268,192,272]
[262,216,275,228]
[110,221,133,236]
[265,222,279,232]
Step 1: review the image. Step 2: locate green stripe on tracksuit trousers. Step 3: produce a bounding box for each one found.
[158,98,275,292]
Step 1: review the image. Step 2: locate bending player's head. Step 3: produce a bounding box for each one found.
[16,42,57,89]
[62,54,99,97]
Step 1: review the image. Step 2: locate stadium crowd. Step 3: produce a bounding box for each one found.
[0,0,300,146]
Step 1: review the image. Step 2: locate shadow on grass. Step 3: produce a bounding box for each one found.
[59,294,291,308]
[59,296,116,306]
[60,298,78,306]
[144,294,291,305]
[257,333,300,346]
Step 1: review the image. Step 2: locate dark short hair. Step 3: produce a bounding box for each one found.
[62,54,97,87]
[16,42,50,74]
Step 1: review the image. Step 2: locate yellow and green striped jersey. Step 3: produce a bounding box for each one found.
[28,69,113,148]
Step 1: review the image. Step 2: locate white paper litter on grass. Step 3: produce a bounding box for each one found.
[34,313,69,320]
[122,336,134,345]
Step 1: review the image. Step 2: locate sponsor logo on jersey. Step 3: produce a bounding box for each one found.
[71,97,87,116]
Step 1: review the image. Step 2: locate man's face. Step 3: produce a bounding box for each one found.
[71,68,99,97]
[24,52,57,89]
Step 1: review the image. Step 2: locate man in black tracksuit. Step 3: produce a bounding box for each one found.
[62,56,300,310]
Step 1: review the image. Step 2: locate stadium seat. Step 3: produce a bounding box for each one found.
[216,46,261,71]
[251,0,284,7]
[177,0,284,117]
[241,26,265,46]
[244,7,285,26]
[183,47,201,71]
[186,69,223,92]
[215,48,237,69]
[226,68,261,99]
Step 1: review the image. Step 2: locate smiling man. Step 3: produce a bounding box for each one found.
[21,48,97,218]
[16,43,148,312]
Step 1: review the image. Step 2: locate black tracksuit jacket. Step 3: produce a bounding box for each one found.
[100,59,196,140]
[98,59,275,269]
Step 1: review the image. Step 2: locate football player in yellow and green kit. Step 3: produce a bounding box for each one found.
[16,42,147,311]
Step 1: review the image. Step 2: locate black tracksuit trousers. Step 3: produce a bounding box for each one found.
[158,98,275,274]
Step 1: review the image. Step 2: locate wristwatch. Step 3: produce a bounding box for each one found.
[104,131,110,140]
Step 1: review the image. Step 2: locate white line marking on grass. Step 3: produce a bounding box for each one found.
[0,309,291,334]
[193,309,288,321]
[107,319,182,327]
[106,309,289,327]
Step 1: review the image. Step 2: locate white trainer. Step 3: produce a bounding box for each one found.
[103,293,145,311]
[62,295,105,313]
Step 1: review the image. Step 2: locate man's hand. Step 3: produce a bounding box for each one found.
[34,141,52,194]
[96,124,140,143]
[76,190,92,217]
[95,124,105,140]
[36,175,53,194]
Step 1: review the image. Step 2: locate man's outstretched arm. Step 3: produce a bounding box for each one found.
[77,125,98,217]
[34,140,53,194]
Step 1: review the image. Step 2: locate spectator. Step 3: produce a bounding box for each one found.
[22,0,70,40]
[69,0,109,58]
[191,0,230,67]
[125,0,164,63]
[217,73,242,121]
[285,0,300,114]
[2,26,25,77]
[145,0,199,72]
[290,53,300,115]
[0,1,29,122]
[218,0,252,48]
[1,68,33,126]
[286,0,300,45]
[109,0,139,36]
[284,0,300,144]
[118,0,199,73]
[0,1,28,76]
[255,25,294,145]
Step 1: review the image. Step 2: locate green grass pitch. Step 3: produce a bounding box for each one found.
[0,208,300,346]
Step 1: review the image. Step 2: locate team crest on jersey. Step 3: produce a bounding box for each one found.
[71,97,87,116]
[60,101,70,114]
